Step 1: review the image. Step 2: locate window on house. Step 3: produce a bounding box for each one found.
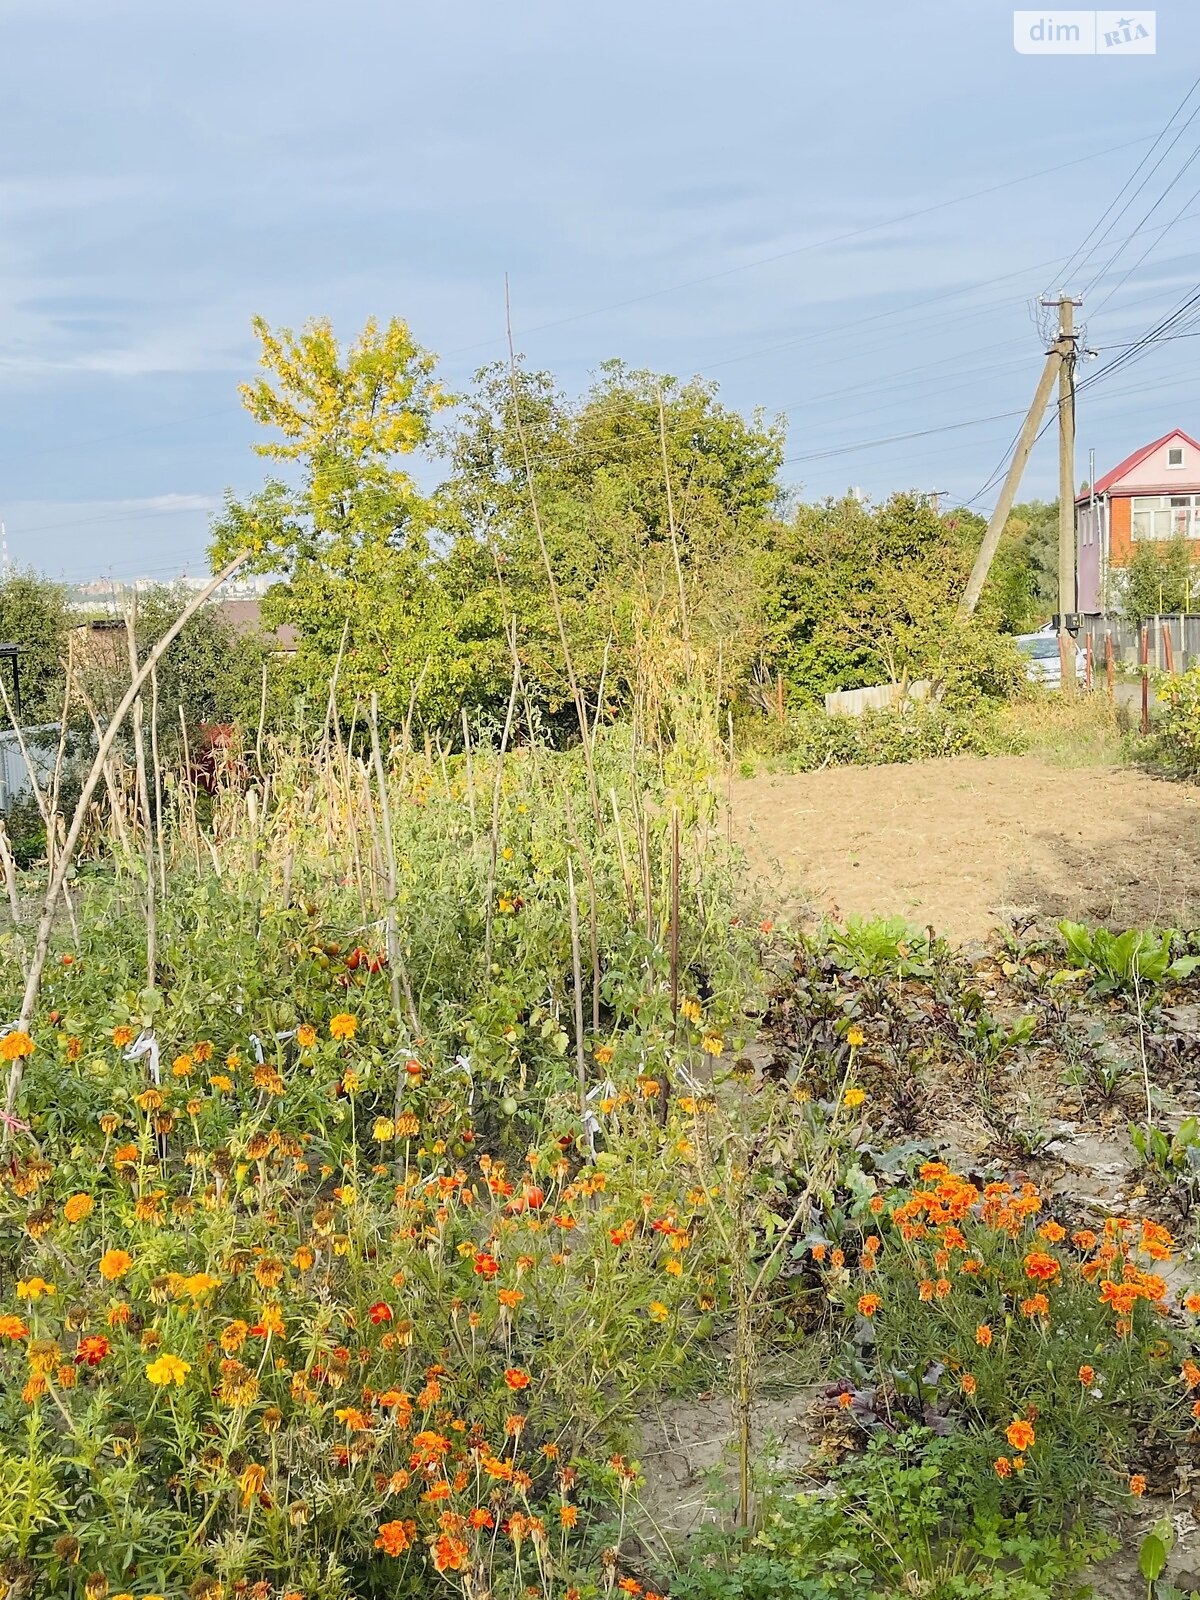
[1132,493,1200,539]
[1168,445,1185,467]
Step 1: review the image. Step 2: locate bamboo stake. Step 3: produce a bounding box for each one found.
[566,856,588,1130]
[149,665,167,900]
[3,549,251,1126]
[483,627,522,970]
[368,692,420,1036]
[76,681,134,861]
[504,277,603,834]
[460,707,477,836]
[125,596,156,988]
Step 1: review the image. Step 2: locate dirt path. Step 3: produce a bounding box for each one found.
[731,755,1200,941]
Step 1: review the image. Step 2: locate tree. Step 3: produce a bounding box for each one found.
[0,570,72,726]
[131,587,268,755]
[1117,535,1193,625]
[210,317,470,729]
[443,359,786,723]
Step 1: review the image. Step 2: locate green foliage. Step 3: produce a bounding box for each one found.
[1058,921,1200,995]
[991,500,1059,632]
[0,568,72,726]
[1151,660,1200,776]
[670,1428,1110,1600]
[131,586,268,752]
[1129,1117,1200,1201]
[1117,536,1194,625]
[766,701,1019,772]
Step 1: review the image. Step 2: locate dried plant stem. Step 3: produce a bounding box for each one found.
[150,665,167,900]
[368,693,419,1037]
[504,277,602,834]
[125,597,156,987]
[566,856,588,1127]
[483,628,521,969]
[0,672,79,939]
[2,550,250,1127]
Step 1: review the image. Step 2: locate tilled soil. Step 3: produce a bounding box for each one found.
[731,755,1200,942]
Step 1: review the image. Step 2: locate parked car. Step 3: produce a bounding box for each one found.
[1014,631,1087,688]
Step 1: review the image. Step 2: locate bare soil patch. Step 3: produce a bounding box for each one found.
[731,755,1200,942]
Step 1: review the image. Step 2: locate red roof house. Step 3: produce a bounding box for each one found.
[1076,428,1200,612]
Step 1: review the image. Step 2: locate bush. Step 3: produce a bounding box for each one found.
[768,702,1019,771]
[670,1426,1111,1600]
[820,1163,1199,1526]
[1151,662,1200,776]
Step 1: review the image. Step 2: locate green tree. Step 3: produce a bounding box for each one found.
[443,359,785,722]
[0,569,72,726]
[131,586,268,755]
[1117,535,1193,624]
[210,316,465,729]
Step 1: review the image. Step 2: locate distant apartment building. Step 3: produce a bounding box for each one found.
[1076,429,1200,613]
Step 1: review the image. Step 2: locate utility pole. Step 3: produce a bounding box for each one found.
[1044,294,1082,690]
[959,327,1072,616]
[924,489,948,515]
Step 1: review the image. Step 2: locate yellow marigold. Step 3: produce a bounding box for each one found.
[329,1013,358,1041]
[0,1030,35,1061]
[843,1087,866,1109]
[64,1193,94,1224]
[594,1044,614,1066]
[846,1024,866,1048]
[145,1352,190,1386]
[112,1025,134,1048]
[700,1032,723,1057]
[296,1024,317,1049]
[98,1249,133,1282]
[16,1277,55,1300]
[171,1055,193,1078]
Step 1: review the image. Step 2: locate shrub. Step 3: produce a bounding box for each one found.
[670,1426,1112,1600]
[1151,661,1200,776]
[821,1163,1199,1526]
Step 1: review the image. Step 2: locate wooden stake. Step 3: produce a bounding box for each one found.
[1141,625,1150,734]
[1105,631,1114,697]
[1163,619,1175,675]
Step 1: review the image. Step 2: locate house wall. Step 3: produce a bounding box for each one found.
[1077,501,1102,613]
[1115,435,1200,489]
[1110,495,1133,565]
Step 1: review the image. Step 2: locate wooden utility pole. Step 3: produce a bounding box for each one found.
[959,333,1070,616]
[1046,294,1082,690]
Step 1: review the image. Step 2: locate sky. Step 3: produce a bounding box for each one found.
[2,0,1200,582]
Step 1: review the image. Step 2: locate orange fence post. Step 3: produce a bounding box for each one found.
[1105,632,1114,697]
[1163,620,1175,675]
[776,672,784,725]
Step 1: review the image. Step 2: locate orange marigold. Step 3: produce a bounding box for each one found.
[1005,1419,1036,1452]
[375,1519,416,1556]
[856,1293,881,1318]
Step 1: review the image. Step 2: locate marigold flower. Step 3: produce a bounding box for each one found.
[994,1456,1012,1478]
[16,1277,55,1300]
[1183,1360,1200,1390]
[368,1302,393,1324]
[1005,1419,1035,1452]
[504,1367,531,1390]
[1079,1364,1096,1387]
[145,1353,190,1386]
[0,1314,29,1340]
[594,1044,614,1066]
[64,1193,94,1224]
[98,1249,133,1282]
[296,1024,317,1049]
[1023,1250,1060,1283]
[75,1335,109,1367]
[0,1029,35,1061]
[844,1087,866,1109]
[1129,1473,1147,1497]
[432,1533,469,1572]
[856,1292,881,1317]
[329,1013,358,1041]
[961,1374,977,1396]
[700,1032,723,1056]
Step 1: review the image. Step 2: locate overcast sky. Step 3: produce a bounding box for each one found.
[2,0,1199,581]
